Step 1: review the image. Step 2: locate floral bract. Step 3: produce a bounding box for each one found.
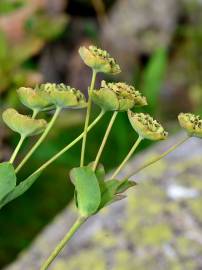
[17,87,52,112]
[128,111,168,141]
[91,81,147,111]
[38,83,87,109]
[79,46,121,74]
[2,108,47,137]
[178,113,202,138]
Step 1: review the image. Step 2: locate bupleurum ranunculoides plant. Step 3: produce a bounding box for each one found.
[0,45,201,269]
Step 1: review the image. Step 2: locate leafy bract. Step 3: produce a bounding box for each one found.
[0,162,16,201]
[70,167,101,217]
[99,178,136,209]
[0,172,41,209]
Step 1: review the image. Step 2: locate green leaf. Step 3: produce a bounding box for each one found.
[0,172,41,209]
[99,179,120,209]
[108,194,126,205]
[88,162,105,192]
[99,179,136,209]
[0,162,16,201]
[70,167,101,217]
[116,179,136,193]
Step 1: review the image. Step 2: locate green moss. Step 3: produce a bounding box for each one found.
[138,224,173,246]
[93,230,117,249]
[52,250,106,270]
[141,154,167,178]
[187,197,202,222]
[114,250,136,270]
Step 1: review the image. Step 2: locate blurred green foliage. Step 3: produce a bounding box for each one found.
[0,0,25,14]
[140,47,168,116]
[0,7,67,94]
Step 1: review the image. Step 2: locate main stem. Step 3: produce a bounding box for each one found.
[126,136,190,178]
[111,136,143,179]
[15,107,61,173]
[93,111,118,171]
[40,216,87,270]
[29,110,105,177]
[9,135,26,164]
[80,70,97,167]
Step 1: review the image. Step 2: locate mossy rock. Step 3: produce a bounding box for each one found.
[4,135,202,270]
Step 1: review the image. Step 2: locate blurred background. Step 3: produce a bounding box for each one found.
[0,0,201,268]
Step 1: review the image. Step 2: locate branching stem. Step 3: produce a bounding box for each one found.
[80,70,97,167]
[9,110,38,164]
[28,110,105,177]
[15,107,61,173]
[9,135,26,164]
[111,136,143,179]
[93,111,118,171]
[126,136,190,179]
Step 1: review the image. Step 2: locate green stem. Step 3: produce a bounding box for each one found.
[126,136,190,179]
[9,110,38,164]
[9,135,26,164]
[80,70,97,167]
[111,136,143,179]
[29,110,105,177]
[32,109,39,119]
[15,107,61,173]
[93,111,118,171]
[40,216,87,270]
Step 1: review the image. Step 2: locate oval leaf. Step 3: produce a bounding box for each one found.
[0,162,16,201]
[70,167,101,217]
[0,171,41,209]
[88,162,105,192]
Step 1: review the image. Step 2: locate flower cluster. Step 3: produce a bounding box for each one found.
[128,111,168,141]
[3,83,86,141]
[17,87,52,112]
[79,45,121,74]
[2,108,47,137]
[91,81,147,112]
[178,113,202,138]
[36,83,87,109]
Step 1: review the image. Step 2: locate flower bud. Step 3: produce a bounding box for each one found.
[79,45,121,74]
[128,111,168,141]
[91,81,147,111]
[37,83,87,109]
[2,108,47,137]
[178,113,202,138]
[17,87,52,112]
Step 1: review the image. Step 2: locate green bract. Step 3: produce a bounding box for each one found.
[38,83,87,109]
[128,111,168,141]
[17,87,52,112]
[2,108,47,137]
[79,45,121,74]
[178,113,202,138]
[70,167,101,217]
[91,81,147,111]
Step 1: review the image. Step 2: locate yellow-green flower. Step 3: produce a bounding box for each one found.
[91,81,147,112]
[178,113,202,138]
[79,45,121,74]
[128,111,168,141]
[17,87,52,112]
[38,83,87,109]
[2,108,47,137]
